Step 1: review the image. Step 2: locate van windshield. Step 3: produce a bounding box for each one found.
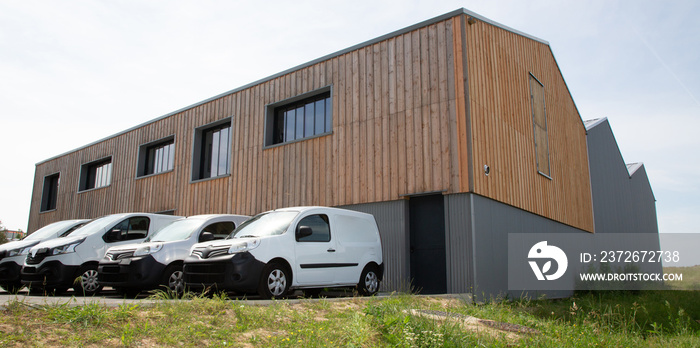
[146,219,198,242]
[228,211,298,239]
[69,215,122,237]
[25,220,83,241]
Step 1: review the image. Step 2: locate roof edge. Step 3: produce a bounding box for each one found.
[626,162,644,176]
[36,8,549,166]
[584,117,609,130]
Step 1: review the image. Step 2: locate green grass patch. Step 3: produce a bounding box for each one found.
[1,290,698,347]
[664,266,700,290]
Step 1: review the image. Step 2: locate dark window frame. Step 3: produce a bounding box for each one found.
[102,216,151,243]
[191,117,233,182]
[40,172,60,212]
[264,86,332,147]
[529,73,552,179]
[136,135,176,178]
[201,221,236,240]
[78,156,113,192]
[295,214,331,243]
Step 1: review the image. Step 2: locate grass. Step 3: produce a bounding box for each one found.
[0,290,698,347]
[664,266,700,290]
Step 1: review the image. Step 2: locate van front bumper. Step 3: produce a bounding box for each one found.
[98,255,166,290]
[0,260,22,289]
[183,251,265,293]
[21,260,80,290]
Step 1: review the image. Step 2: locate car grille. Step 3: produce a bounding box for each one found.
[105,250,135,261]
[98,272,128,283]
[191,245,230,259]
[25,252,48,265]
[100,265,121,274]
[183,262,226,285]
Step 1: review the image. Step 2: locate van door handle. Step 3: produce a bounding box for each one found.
[327,248,336,252]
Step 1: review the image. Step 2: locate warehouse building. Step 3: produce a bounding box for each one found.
[28,8,657,298]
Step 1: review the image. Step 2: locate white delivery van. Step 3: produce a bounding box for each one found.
[183,207,383,298]
[0,219,89,292]
[21,213,181,295]
[98,214,249,295]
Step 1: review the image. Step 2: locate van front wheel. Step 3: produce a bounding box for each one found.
[75,265,103,296]
[357,265,380,296]
[258,262,291,299]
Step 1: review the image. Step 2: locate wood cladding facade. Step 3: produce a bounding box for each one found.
[28,12,594,233]
[463,17,595,232]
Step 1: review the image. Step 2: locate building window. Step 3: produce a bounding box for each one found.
[265,86,332,146]
[192,118,232,181]
[40,173,60,212]
[137,136,175,177]
[529,74,551,177]
[79,157,112,191]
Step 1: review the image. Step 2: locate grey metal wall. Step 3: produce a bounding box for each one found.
[586,119,661,275]
[470,193,582,301]
[586,119,660,235]
[628,165,660,235]
[444,193,475,294]
[341,199,410,292]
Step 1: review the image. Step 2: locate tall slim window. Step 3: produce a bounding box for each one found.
[40,173,60,212]
[192,119,232,181]
[529,74,551,177]
[79,157,112,191]
[137,136,175,177]
[266,87,332,146]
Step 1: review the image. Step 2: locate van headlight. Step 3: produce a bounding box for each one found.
[134,243,163,256]
[49,239,85,256]
[7,247,30,257]
[228,238,260,254]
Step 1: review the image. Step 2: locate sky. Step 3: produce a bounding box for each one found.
[0,0,698,234]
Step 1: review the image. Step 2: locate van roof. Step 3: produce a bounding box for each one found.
[271,206,374,219]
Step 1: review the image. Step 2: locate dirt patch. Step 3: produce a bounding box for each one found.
[407,309,540,343]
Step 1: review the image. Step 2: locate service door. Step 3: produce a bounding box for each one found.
[409,194,447,294]
[294,214,335,286]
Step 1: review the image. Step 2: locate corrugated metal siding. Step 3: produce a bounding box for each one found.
[586,119,659,235]
[628,166,659,235]
[586,119,661,275]
[471,193,580,300]
[340,199,409,292]
[444,193,474,293]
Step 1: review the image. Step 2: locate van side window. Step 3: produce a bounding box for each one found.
[296,214,330,242]
[202,221,235,240]
[103,217,150,243]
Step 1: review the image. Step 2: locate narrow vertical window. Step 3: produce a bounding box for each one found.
[529,74,551,177]
[40,173,60,212]
[192,118,232,181]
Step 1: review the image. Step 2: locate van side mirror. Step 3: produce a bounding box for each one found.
[296,226,313,240]
[199,232,214,243]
